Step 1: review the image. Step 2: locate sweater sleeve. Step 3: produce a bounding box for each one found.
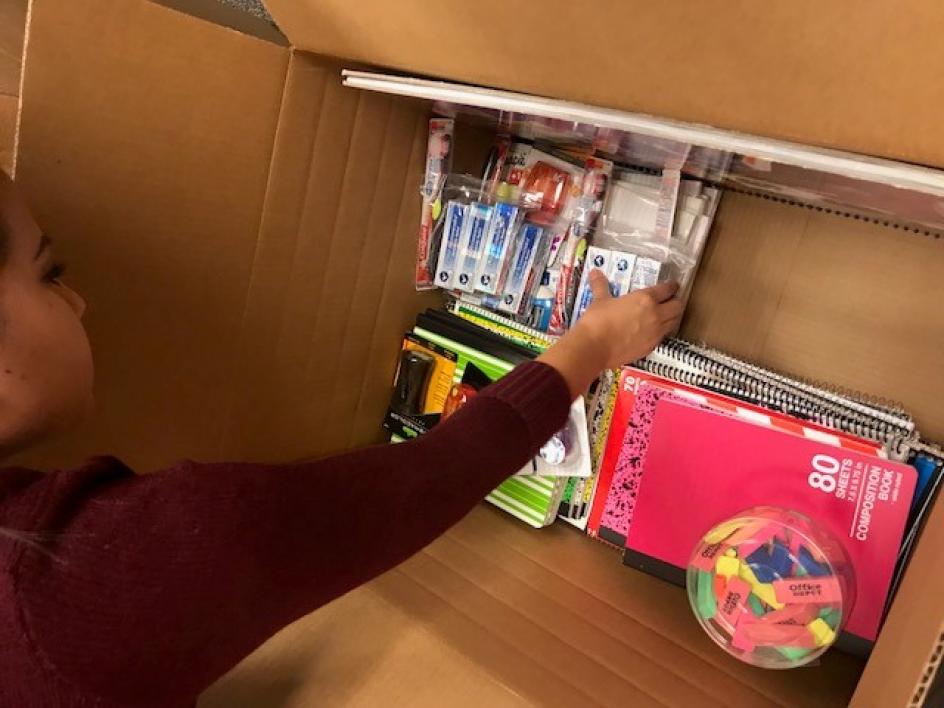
[13,361,571,707]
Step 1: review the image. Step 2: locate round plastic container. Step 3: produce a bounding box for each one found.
[686,507,855,669]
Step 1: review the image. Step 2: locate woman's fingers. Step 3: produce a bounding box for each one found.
[659,297,684,324]
[589,269,612,301]
[643,280,680,304]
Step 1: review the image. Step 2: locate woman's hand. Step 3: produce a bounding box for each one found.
[538,270,683,399]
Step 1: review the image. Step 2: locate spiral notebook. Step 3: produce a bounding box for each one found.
[622,395,917,649]
[588,368,886,547]
[637,339,917,445]
[628,339,944,569]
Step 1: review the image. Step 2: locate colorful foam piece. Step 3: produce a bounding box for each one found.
[695,570,717,619]
[797,545,832,577]
[715,554,740,580]
[808,617,837,647]
[687,509,850,669]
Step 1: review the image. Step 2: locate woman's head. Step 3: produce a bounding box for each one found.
[0,170,93,455]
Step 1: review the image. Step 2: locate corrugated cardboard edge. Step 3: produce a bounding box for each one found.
[14,0,290,468]
[261,0,944,169]
[911,630,944,707]
[851,487,944,707]
[9,0,32,177]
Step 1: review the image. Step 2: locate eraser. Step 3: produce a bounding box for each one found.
[715,555,740,580]
[713,574,728,603]
[808,618,836,647]
[735,524,777,558]
[744,538,792,581]
[691,541,727,573]
[696,570,717,620]
[772,577,842,605]
[756,604,818,627]
[751,581,785,611]
[742,621,816,649]
[777,646,813,663]
[798,546,832,577]
[819,607,842,630]
[703,520,741,545]
[731,624,756,654]
[746,560,778,584]
[688,509,850,669]
[718,577,752,628]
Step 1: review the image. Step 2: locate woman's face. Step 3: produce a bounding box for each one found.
[0,172,93,454]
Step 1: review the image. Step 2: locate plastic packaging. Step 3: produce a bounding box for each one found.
[475,201,521,294]
[454,202,494,292]
[497,222,550,316]
[686,507,855,669]
[416,118,455,289]
[433,201,467,289]
[548,156,613,335]
[521,398,592,477]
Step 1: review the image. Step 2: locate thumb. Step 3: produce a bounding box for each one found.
[588,269,611,301]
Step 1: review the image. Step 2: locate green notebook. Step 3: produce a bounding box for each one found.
[400,326,566,528]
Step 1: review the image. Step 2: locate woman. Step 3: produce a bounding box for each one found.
[0,170,682,706]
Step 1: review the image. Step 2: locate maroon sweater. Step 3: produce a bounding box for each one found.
[0,362,570,707]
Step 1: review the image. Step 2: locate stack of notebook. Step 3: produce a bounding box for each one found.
[382,312,944,652]
[388,306,571,528]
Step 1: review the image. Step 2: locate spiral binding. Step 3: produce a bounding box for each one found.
[666,339,913,430]
[447,299,557,348]
[680,340,913,424]
[637,339,917,445]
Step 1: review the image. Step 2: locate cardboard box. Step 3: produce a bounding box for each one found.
[11,0,944,705]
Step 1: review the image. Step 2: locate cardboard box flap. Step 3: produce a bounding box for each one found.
[154,0,287,45]
[14,0,436,469]
[343,70,944,234]
[218,51,437,461]
[262,0,944,169]
[203,506,865,708]
[852,480,944,706]
[14,0,291,467]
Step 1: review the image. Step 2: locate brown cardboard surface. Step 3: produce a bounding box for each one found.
[155,0,286,44]
[852,491,944,707]
[13,0,289,469]
[682,193,944,442]
[0,0,26,173]
[219,51,437,461]
[12,0,944,706]
[263,0,944,169]
[204,507,864,707]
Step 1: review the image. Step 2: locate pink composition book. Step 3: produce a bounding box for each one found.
[624,397,917,645]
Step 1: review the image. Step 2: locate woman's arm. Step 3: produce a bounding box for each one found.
[15,362,570,706]
[13,272,682,706]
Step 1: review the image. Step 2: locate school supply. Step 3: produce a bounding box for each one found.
[417,118,454,289]
[559,368,618,528]
[688,507,854,668]
[634,338,944,563]
[384,335,459,440]
[447,300,556,354]
[623,397,917,648]
[548,156,613,334]
[402,312,592,526]
[587,369,884,547]
[638,339,916,444]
